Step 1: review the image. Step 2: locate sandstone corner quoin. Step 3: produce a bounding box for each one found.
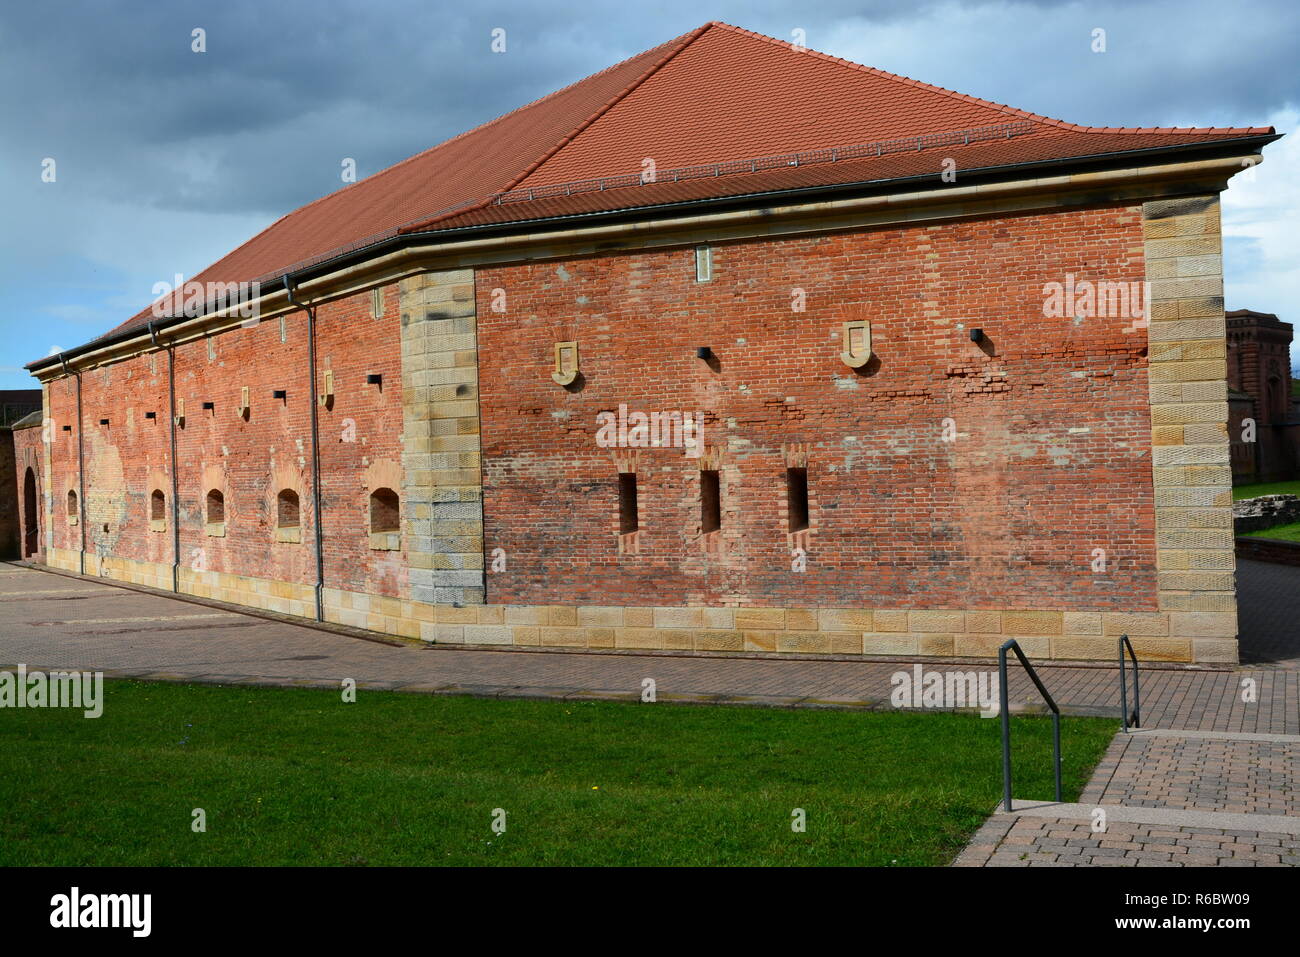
[18,22,1280,665]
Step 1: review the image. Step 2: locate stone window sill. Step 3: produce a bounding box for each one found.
[275,526,301,544]
[67,516,78,526]
[149,519,166,533]
[205,522,225,538]
[369,531,400,551]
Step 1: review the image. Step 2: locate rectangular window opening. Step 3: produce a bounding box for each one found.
[618,472,639,535]
[700,470,721,534]
[786,467,809,533]
[694,245,712,283]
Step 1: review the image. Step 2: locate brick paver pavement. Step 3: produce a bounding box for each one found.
[1,562,1298,731]
[959,724,1300,867]
[956,816,1300,867]
[1084,731,1299,816]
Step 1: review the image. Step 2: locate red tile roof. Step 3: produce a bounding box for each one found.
[77,21,1276,353]
[418,129,1264,232]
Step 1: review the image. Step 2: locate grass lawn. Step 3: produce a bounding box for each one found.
[1233,479,1300,500]
[0,680,1116,866]
[1243,520,1300,542]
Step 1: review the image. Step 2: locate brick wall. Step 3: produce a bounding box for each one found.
[1226,312,1297,482]
[12,423,43,560]
[47,375,84,558]
[0,429,16,559]
[314,282,407,599]
[31,192,1242,663]
[477,205,1157,611]
[43,284,406,598]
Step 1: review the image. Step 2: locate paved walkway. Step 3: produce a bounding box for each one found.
[1085,729,1297,816]
[3,559,1298,867]
[958,813,1300,866]
[956,727,1300,866]
[949,558,1300,868]
[1,562,1297,729]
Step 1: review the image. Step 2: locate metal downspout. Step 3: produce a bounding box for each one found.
[284,275,326,621]
[61,354,86,575]
[151,321,181,593]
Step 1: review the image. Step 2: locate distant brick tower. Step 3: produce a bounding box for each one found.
[1226,309,1297,483]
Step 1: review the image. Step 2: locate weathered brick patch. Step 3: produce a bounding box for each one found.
[479,206,1159,613]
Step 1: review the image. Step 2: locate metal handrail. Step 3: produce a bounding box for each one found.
[1119,634,1140,732]
[998,639,1062,813]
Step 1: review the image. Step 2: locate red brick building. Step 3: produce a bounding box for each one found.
[10,411,44,562]
[1,391,43,560]
[1226,309,1298,483]
[24,23,1280,663]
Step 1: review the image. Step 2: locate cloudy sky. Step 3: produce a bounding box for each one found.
[1,0,1296,388]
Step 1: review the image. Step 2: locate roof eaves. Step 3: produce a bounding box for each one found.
[10,409,44,430]
[25,120,1280,373]
[409,130,1282,236]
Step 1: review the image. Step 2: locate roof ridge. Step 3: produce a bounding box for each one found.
[350,26,705,203]
[499,23,711,192]
[706,21,1273,137]
[706,21,1065,130]
[400,22,712,233]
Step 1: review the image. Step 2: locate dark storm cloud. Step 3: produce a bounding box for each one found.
[3,0,1295,216]
[3,2,616,214]
[0,0,1296,385]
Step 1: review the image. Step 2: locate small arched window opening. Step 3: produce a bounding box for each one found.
[23,468,39,556]
[206,489,225,524]
[67,489,78,516]
[275,488,301,543]
[1268,377,1286,421]
[370,488,399,533]
[277,489,300,528]
[149,489,167,531]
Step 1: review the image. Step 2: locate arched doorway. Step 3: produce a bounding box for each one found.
[22,467,38,558]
